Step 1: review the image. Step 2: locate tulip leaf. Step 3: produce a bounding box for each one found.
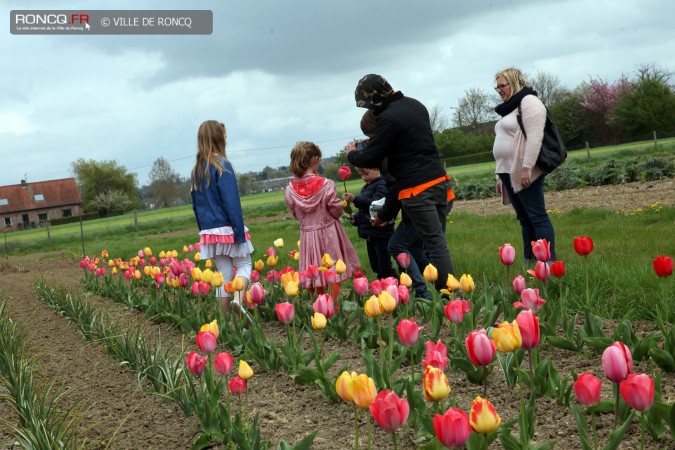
[648,348,675,372]
[570,404,594,450]
[594,400,615,414]
[582,337,613,355]
[276,430,317,450]
[497,431,521,450]
[669,403,675,439]
[602,410,634,450]
[545,335,578,351]
[632,331,661,362]
[583,309,605,339]
[417,438,445,450]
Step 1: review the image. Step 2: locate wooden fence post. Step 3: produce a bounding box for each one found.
[134,209,138,230]
[586,141,591,160]
[653,130,658,149]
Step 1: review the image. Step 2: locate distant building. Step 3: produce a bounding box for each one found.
[260,176,293,192]
[0,178,83,230]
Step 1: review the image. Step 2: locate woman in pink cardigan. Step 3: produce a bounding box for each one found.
[493,67,557,262]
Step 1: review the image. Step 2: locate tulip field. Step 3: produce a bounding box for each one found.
[1,183,674,449]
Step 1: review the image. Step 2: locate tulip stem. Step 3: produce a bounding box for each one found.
[409,347,415,385]
[367,414,372,450]
[353,405,359,450]
[483,365,488,398]
[392,431,399,450]
[640,412,645,450]
[584,255,590,309]
[388,315,394,387]
[528,348,535,399]
[319,330,325,363]
[612,382,619,429]
[591,410,598,450]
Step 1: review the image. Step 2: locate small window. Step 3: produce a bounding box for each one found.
[4,217,10,227]
[62,208,72,218]
[38,213,48,222]
[34,194,45,201]
[0,198,8,206]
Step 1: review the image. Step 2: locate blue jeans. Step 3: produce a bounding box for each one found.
[401,182,454,291]
[498,173,556,261]
[388,218,431,299]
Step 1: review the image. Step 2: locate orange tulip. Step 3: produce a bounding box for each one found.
[335,371,356,402]
[347,373,377,409]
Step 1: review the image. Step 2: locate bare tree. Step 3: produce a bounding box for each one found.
[428,103,449,132]
[635,63,672,84]
[453,87,498,131]
[529,70,568,106]
[148,157,180,208]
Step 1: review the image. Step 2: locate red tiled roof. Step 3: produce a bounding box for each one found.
[0,178,82,214]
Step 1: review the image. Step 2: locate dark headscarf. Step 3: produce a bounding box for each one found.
[355,74,394,109]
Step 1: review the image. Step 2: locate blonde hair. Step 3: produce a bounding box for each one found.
[191,120,227,191]
[289,141,322,176]
[495,67,528,100]
[360,110,377,136]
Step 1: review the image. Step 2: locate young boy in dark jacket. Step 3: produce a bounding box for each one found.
[344,167,397,279]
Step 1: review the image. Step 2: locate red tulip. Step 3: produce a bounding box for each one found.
[550,261,566,277]
[619,373,654,412]
[574,236,594,256]
[338,165,352,181]
[465,329,496,366]
[306,265,320,280]
[512,275,526,294]
[369,390,409,432]
[602,341,633,382]
[381,276,398,289]
[249,282,265,305]
[275,302,295,324]
[433,408,471,449]
[353,277,369,295]
[323,269,337,285]
[313,294,335,319]
[396,318,420,347]
[515,310,540,349]
[444,299,470,324]
[250,269,260,283]
[195,331,217,354]
[652,255,673,277]
[531,239,551,262]
[396,252,411,269]
[422,340,448,370]
[214,352,234,376]
[574,372,602,407]
[527,261,550,281]
[397,285,410,305]
[514,288,546,313]
[228,376,247,396]
[186,351,207,376]
[369,279,383,296]
[499,243,516,266]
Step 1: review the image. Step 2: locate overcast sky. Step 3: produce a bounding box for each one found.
[2,0,674,187]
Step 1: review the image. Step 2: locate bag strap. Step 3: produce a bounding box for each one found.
[516,103,527,139]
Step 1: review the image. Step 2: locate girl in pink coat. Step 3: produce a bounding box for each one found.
[285,141,360,297]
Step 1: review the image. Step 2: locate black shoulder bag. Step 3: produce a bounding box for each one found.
[517,104,567,173]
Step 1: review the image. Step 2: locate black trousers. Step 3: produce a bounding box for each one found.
[366,236,397,280]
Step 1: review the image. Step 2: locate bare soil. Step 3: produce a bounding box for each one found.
[0,180,673,450]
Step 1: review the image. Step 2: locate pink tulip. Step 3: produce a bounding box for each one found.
[149,256,157,265]
[137,249,144,258]
[433,408,471,449]
[397,285,410,305]
[338,165,352,181]
[214,352,234,376]
[186,351,207,376]
[353,277,369,295]
[514,288,546,313]
[381,277,398,289]
[190,281,200,297]
[396,252,411,269]
[195,331,217,354]
[266,247,276,256]
[499,243,516,266]
[275,302,295,324]
[515,310,540,349]
[198,281,211,295]
[169,260,182,277]
[531,239,551,262]
[527,261,550,281]
[154,273,165,289]
[313,294,335,319]
[249,282,265,305]
[306,265,320,280]
[179,272,189,288]
[465,329,496,366]
[602,341,633,382]
[369,279,383,296]
[385,285,399,305]
[265,270,278,283]
[512,275,526,294]
[444,299,470,324]
[250,270,260,283]
[422,340,448,370]
[619,373,654,412]
[228,376,247,396]
[323,269,337,285]
[574,373,602,407]
[396,318,420,347]
[369,390,409,432]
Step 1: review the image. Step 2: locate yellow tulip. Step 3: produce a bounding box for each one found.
[274,238,284,248]
[111,267,118,275]
[133,270,142,281]
[321,253,334,269]
[183,245,189,253]
[143,266,152,276]
[469,396,501,434]
[293,251,300,261]
[297,240,301,249]
[254,259,265,271]
[423,366,451,402]
[143,247,152,257]
[194,251,201,262]
[347,374,378,409]
[284,280,299,297]
[364,295,383,318]
[232,277,245,292]
[281,271,299,288]
[311,312,327,330]
[239,360,254,380]
[266,255,278,267]
[201,269,213,284]
[378,291,397,313]
[171,277,180,288]
[108,259,115,267]
[459,274,475,293]
[200,319,220,340]
[171,250,178,258]
[335,371,356,403]
[210,272,224,288]
[192,267,202,281]
[400,272,412,288]
[335,259,347,274]
[493,321,522,352]
[423,264,438,282]
[446,274,460,291]
[159,251,166,258]
[205,259,213,269]
[152,266,161,276]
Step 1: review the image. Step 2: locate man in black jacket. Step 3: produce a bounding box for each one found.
[345,74,455,291]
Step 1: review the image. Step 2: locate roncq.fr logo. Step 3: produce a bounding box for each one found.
[14,13,90,26]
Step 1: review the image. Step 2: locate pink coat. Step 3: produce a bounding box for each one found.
[285,174,361,286]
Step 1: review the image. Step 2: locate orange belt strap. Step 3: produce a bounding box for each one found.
[398,175,451,200]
